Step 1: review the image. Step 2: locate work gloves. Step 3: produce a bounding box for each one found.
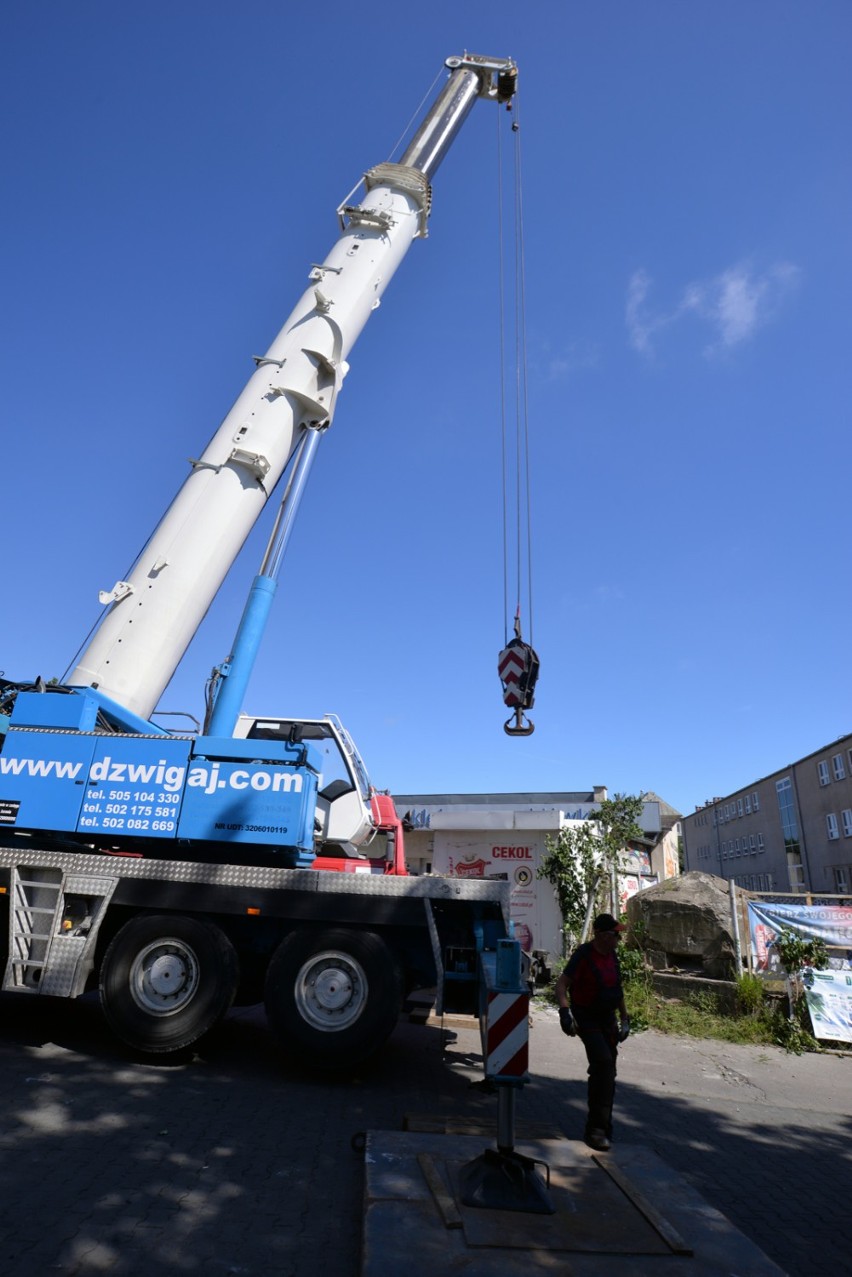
[558,1007,576,1037]
[559,1007,630,1041]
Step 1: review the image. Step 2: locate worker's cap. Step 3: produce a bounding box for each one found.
[592,913,625,933]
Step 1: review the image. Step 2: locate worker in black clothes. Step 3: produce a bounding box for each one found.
[555,913,630,1152]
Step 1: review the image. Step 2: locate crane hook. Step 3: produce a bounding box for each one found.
[498,614,540,737]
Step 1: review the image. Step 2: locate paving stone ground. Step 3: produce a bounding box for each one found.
[0,992,847,1276]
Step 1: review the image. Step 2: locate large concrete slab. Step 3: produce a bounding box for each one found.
[362,1131,788,1276]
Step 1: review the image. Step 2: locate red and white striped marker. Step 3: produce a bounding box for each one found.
[483,989,529,1080]
[498,642,526,706]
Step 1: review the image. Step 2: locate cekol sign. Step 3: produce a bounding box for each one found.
[430,833,563,958]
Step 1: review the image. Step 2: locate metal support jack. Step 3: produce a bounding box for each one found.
[458,938,555,1214]
[458,1085,555,1214]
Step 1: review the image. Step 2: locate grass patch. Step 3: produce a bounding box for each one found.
[535,956,823,1052]
[623,974,777,1044]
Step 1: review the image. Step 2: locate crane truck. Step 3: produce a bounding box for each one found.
[0,55,519,1069]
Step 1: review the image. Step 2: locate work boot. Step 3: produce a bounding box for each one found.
[586,1129,611,1151]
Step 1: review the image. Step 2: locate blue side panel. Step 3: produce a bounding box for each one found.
[66,686,170,735]
[77,737,193,839]
[191,735,323,774]
[11,691,99,731]
[0,726,319,865]
[177,756,318,864]
[0,730,98,831]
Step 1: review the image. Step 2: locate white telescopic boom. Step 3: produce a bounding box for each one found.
[67,56,517,721]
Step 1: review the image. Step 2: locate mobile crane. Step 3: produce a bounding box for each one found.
[0,55,519,1068]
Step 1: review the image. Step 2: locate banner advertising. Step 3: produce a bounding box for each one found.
[745,899,852,1042]
[803,969,852,1043]
[746,900,852,971]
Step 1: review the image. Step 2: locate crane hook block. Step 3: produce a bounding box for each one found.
[498,634,540,737]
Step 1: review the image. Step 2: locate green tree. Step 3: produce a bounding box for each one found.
[537,793,644,954]
[773,929,829,1020]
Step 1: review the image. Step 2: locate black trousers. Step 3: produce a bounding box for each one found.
[577,1017,619,1137]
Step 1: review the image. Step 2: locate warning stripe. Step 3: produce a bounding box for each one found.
[485,990,529,1078]
[498,653,524,682]
[499,645,526,707]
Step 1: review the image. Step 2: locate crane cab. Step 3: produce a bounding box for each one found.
[233,713,375,853]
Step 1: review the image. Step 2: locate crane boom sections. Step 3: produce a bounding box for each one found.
[67,55,517,721]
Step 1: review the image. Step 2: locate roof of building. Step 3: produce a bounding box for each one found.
[392,791,597,807]
[642,791,683,823]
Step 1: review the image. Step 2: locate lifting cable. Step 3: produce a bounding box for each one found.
[496,87,540,737]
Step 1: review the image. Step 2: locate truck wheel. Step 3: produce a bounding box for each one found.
[265,928,400,1070]
[99,915,238,1054]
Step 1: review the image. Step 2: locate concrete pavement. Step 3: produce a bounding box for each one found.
[523,1003,852,1275]
[0,991,848,1275]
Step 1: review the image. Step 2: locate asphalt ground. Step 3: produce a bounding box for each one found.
[0,992,848,1276]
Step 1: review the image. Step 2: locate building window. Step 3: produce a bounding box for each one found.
[789,862,806,890]
[745,795,752,814]
[757,832,765,852]
[818,760,830,786]
[735,838,740,854]
[833,753,846,781]
[749,834,756,853]
[834,867,850,894]
[843,810,852,838]
[776,778,805,889]
[737,798,744,817]
[753,792,760,811]
[776,779,800,849]
[827,813,839,840]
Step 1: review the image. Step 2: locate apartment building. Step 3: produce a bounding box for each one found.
[682,733,852,895]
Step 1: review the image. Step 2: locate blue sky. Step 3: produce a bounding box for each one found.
[2,2,850,819]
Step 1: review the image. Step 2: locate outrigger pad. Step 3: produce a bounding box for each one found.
[458,1147,555,1215]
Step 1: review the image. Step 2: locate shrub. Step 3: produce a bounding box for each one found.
[735,971,766,1017]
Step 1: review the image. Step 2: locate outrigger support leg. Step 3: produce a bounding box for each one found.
[459,944,554,1214]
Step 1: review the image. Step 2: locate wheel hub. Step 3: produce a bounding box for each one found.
[312,967,353,1011]
[148,953,189,996]
[295,950,368,1032]
[131,940,200,1015]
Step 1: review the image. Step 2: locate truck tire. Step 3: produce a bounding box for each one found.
[265,928,400,1071]
[99,915,238,1054]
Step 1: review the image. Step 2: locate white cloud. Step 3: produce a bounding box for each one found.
[626,261,801,357]
[625,269,656,355]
